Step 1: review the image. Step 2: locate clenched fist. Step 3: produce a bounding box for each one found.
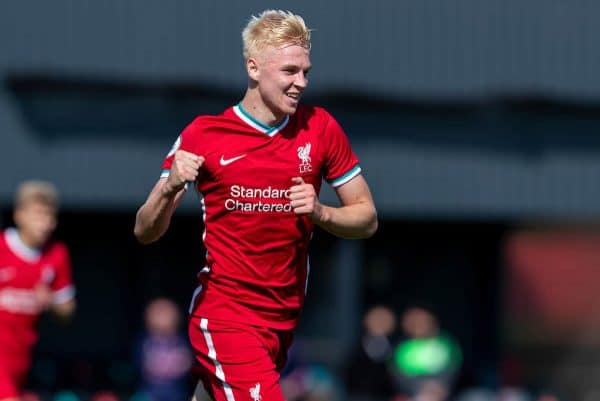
[164,150,205,196]
[289,177,323,220]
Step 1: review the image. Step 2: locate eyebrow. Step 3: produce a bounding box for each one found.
[281,64,312,72]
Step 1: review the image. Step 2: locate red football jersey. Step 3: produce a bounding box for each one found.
[0,228,75,361]
[161,104,361,329]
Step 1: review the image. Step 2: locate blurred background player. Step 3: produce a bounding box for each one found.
[344,305,398,401]
[389,306,462,401]
[133,297,193,401]
[280,338,344,401]
[0,180,76,401]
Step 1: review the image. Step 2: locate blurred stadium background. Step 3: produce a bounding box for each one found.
[2,1,600,401]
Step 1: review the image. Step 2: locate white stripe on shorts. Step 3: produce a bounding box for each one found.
[188,285,203,314]
[200,318,236,401]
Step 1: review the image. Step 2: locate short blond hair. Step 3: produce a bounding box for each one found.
[14,180,59,209]
[242,10,311,60]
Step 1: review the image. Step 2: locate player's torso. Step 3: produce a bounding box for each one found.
[189,106,325,235]
[178,106,336,327]
[0,231,57,316]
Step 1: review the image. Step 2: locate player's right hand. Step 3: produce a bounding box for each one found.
[34,283,53,312]
[164,150,205,196]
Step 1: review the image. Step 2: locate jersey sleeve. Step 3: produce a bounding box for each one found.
[160,119,201,178]
[48,243,75,305]
[321,111,362,187]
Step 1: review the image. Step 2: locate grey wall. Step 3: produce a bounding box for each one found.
[2,0,599,97]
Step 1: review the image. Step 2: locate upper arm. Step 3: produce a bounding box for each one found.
[328,174,378,238]
[333,174,375,208]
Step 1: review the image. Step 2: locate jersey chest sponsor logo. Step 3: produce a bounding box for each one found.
[297,142,312,173]
[0,287,42,314]
[225,185,293,213]
[219,154,247,166]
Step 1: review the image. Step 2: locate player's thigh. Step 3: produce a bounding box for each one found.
[188,317,286,401]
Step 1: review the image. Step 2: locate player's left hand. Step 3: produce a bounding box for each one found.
[289,177,323,221]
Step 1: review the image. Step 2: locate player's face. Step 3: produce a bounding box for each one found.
[254,44,311,118]
[14,202,57,248]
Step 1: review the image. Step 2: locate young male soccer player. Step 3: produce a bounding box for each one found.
[134,10,378,401]
[0,180,76,401]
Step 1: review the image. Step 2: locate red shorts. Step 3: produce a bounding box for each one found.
[0,358,28,400]
[188,316,294,401]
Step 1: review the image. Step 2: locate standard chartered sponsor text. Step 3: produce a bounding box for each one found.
[230,185,291,199]
[226,185,293,212]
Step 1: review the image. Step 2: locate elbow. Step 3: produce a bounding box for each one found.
[133,209,161,245]
[134,227,157,245]
[134,223,159,245]
[365,217,378,238]
[361,214,378,239]
[133,224,145,244]
[362,206,379,238]
[348,209,378,239]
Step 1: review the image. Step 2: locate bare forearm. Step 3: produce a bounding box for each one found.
[134,205,172,244]
[134,181,183,244]
[289,175,378,239]
[135,151,204,244]
[314,201,378,239]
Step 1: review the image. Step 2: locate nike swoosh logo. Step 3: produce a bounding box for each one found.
[219,154,247,166]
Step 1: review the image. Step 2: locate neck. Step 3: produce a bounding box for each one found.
[5,228,42,262]
[17,230,42,249]
[240,89,285,127]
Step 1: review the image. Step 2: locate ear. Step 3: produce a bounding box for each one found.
[246,57,260,81]
[13,208,21,226]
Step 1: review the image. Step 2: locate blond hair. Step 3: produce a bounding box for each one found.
[242,10,311,60]
[14,180,59,209]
